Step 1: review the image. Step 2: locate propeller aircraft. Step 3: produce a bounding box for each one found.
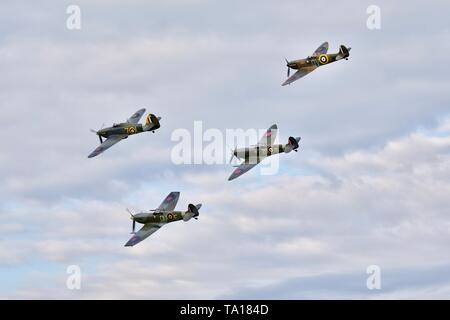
[125,192,202,247]
[282,42,351,86]
[228,124,301,181]
[88,108,161,158]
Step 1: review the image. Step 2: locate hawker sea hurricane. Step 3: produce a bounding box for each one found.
[125,192,202,247]
[282,42,351,86]
[228,124,301,181]
[88,108,161,158]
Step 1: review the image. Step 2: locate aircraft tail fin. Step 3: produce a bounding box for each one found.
[183,203,201,221]
[143,113,161,132]
[336,45,351,60]
[284,136,300,153]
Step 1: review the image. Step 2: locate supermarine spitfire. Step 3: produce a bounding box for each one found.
[282,42,351,86]
[125,192,201,247]
[228,124,301,181]
[88,108,161,158]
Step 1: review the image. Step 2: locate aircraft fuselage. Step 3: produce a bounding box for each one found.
[288,53,340,70]
[97,123,145,138]
[234,143,286,164]
[133,210,184,225]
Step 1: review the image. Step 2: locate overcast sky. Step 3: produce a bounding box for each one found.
[1,0,450,299]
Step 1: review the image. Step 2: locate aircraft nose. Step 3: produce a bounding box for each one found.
[287,62,296,68]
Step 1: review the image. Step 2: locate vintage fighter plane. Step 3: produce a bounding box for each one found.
[125,192,202,247]
[228,124,301,181]
[282,42,351,86]
[88,108,161,158]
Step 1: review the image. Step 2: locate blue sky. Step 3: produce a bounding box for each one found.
[1,0,450,299]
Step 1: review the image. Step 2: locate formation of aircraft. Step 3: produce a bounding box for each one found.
[88,108,161,158]
[282,42,351,86]
[228,124,301,181]
[124,192,201,247]
[86,41,349,246]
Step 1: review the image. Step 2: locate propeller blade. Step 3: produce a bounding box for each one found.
[127,208,136,234]
[99,136,103,144]
[285,58,291,77]
[90,129,97,134]
[126,208,135,218]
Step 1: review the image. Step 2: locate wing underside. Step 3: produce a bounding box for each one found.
[282,66,316,86]
[228,163,258,181]
[88,135,126,158]
[312,41,329,56]
[127,108,146,124]
[157,192,180,212]
[124,223,162,247]
[258,124,278,146]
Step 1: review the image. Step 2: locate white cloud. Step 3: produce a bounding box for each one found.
[2,118,450,298]
[1,0,450,299]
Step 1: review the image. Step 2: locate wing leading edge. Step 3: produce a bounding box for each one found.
[127,108,146,124]
[258,124,278,146]
[88,135,126,158]
[282,66,317,86]
[156,192,180,212]
[124,223,162,247]
[228,163,258,181]
[312,41,329,56]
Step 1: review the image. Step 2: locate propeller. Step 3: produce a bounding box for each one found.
[285,58,290,77]
[126,208,136,234]
[90,124,105,144]
[226,143,237,164]
[229,147,238,164]
[229,150,235,164]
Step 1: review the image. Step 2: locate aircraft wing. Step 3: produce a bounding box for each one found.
[124,223,163,247]
[88,135,126,158]
[228,163,258,181]
[312,41,329,56]
[258,124,278,146]
[282,66,317,86]
[127,108,146,124]
[156,191,180,212]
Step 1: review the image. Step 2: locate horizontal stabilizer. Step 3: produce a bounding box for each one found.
[143,114,161,131]
[336,45,351,60]
[183,203,201,221]
[285,136,301,153]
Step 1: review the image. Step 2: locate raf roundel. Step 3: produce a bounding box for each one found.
[318,54,329,65]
